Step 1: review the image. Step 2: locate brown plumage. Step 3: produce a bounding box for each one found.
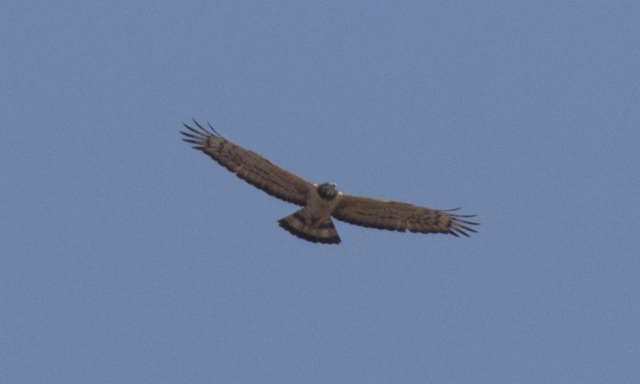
[332,196,476,237]
[181,120,478,244]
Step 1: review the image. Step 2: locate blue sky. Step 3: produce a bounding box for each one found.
[2,2,638,383]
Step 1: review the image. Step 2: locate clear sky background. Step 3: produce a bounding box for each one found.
[2,2,638,383]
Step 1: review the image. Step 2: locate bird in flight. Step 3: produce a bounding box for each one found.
[181,120,478,244]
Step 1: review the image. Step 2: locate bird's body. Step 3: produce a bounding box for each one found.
[181,120,478,244]
[277,182,342,244]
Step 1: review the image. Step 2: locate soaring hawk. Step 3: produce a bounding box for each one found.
[181,120,478,244]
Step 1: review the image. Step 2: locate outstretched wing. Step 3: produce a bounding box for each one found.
[181,120,311,206]
[332,194,478,237]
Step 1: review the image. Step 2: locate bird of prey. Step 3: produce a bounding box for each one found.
[181,120,478,244]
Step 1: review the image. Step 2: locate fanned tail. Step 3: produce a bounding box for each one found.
[278,208,341,244]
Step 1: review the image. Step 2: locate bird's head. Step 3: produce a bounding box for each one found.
[317,182,338,200]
